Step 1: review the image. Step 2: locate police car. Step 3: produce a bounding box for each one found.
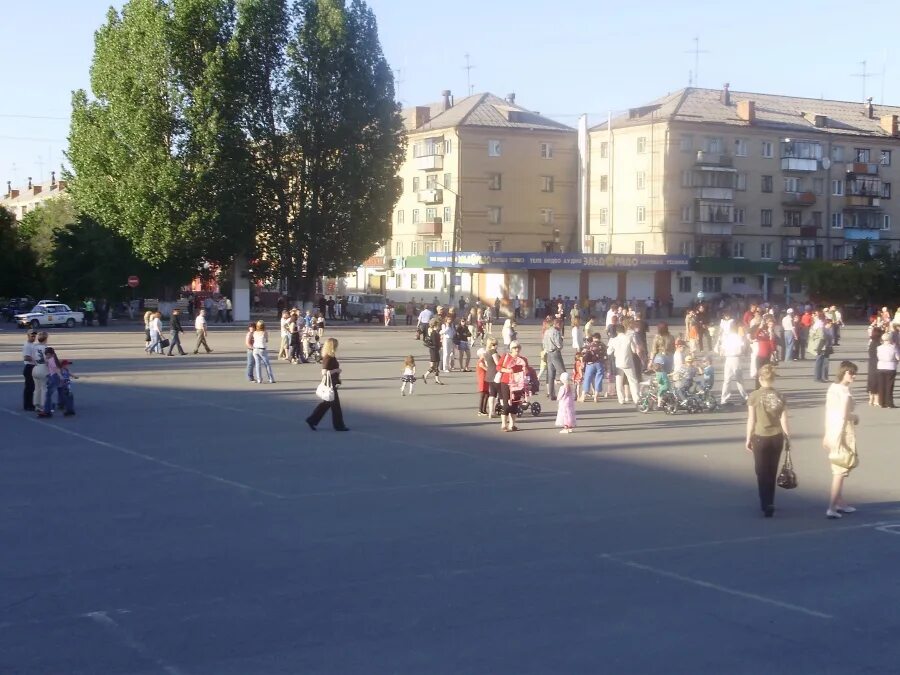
[15,303,85,329]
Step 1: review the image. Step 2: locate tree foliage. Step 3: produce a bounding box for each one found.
[68,0,404,301]
[800,245,900,306]
[0,207,40,297]
[17,197,77,272]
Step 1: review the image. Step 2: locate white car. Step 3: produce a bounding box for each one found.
[15,303,84,329]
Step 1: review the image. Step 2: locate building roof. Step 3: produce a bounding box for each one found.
[405,93,574,134]
[593,86,900,138]
[1,178,69,219]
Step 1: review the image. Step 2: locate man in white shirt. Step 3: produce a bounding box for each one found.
[193,309,213,354]
[22,330,37,411]
[605,304,618,331]
[278,310,291,359]
[416,306,434,340]
[720,322,748,405]
[781,309,797,361]
[607,320,639,405]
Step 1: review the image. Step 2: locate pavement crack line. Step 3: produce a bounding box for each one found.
[598,553,833,620]
[86,611,188,675]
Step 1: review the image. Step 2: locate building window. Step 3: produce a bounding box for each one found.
[734,138,748,156]
[761,175,773,193]
[445,139,452,154]
[831,179,844,196]
[542,241,556,253]
[443,206,451,222]
[426,174,437,189]
[702,276,722,293]
[784,176,801,193]
[423,273,435,289]
[784,210,802,227]
[540,208,554,225]
[410,241,419,256]
[540,142,553,159]
[596,241,608,254]
[488,139,501,157]
[678,276,692,293]
[855,148,870,162]
[680,136,693,152]
[599,175,609,192]
[706,137,722,153]
[732,276,746,284]
[636,206,646,223]
[488,206,502,224]
[812,211,823,228]
[600,141,608,158]
[831,145,844,162]
[488,239,501,252]
[395,241,403,257]
[832,244,844,260]
[761,141,773,158]
[882,182,892,199]
[813,177,825,195]
[760,242,773,259]
[397,210,405,225]
[412,209,420,224]
[881,150,892,166]
[425,207,436,221]
[412,177,420,192]
[443,173,452,189]
[883,214,892,230]
[636,171,646,190]
[442,240,451,252]
[736,173,747,191]
[681,170,692,188]
[734,207,745,224]
[680,205,692,223]
[541,175,554,192]
[761,209,773,227]
[424,241,434,254]
[488,172,502,190]
[831,212,843,229]
[733,242,745,257]
[635,241,645,254]
[598,208,608,225]
[637,136,647,153]
[410,272,418,289]
[679,241,692,256]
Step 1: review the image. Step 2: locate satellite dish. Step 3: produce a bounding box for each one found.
[822,157,832,169]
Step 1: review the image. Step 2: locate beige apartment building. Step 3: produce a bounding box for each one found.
[346,91,579,306]
[589,85,900,306]
[2,173,69,220]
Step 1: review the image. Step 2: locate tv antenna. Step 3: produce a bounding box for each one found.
[393,67,404,103]
[852,60,875,102]
[685,37,708,87]
[463,53,476,95]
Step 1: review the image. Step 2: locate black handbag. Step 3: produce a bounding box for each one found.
[777,440,798,490]
[160,338,171,349]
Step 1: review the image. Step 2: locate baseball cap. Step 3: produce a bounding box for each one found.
[786,308,793,313]
[60,359,73,366]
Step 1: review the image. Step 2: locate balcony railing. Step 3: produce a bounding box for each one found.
[799,225,820,237]
[415,154,443,171]
[417,189,443,204]
[695,151,733,168]
[845,194,881,208]
[697,223,733,236]
[417,219,443,237]
[781,191,816,207]
[694,186,734,200]
[846,162,879,176]
[781,158,819,172]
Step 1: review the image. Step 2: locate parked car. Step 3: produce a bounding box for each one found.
[15,303,85,329]
[2,297,35,322]
[344,293,387,322]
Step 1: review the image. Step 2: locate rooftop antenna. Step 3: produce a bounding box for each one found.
[688,69,693,87]
[852,60,874,102]
[685,37,708,87]
[463,53,476,96]
[880,50,888,104]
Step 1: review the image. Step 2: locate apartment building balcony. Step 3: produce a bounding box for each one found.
[781,191,816,207]
[415,154,444,171]
[845,194,881,208]
[697,222,733,236]
[694,151,734,168]
[799,225,820,238]
[846,162,879,176]
[694,186,734,200]
[781,158,818,172]
[416,189,443,204]
[416,219,443,237]
[694,237,732,258]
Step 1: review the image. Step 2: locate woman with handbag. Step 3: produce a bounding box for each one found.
[305,338,349,431]
[824,361,860,519]
[745,364,790,517]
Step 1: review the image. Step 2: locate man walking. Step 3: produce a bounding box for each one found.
[193,309,213,354]
[542,319,566,400]
[22,330,37,411]
[720,322,749,405]
[781,309,796,361]
[167,309,186,355]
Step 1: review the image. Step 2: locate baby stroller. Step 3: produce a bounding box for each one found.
[306,339,323,364]
[495,366,542,417]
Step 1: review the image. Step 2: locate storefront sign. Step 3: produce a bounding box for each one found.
[426,252,690,271]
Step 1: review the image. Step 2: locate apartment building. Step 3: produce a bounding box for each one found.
[2,172,69,221]
[346,90,579,305]
[589,85,900,306]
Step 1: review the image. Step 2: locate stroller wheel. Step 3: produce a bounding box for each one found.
[530,401,542,416]
[636,397,651,414]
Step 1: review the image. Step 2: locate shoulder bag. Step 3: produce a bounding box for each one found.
[316,371,335,402]
[776,439,798,489]
[828,421,859,470]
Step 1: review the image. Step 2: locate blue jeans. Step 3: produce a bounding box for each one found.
[814,353,828,381]
[146,330,162,353]
[58,385,74,413]
[582,362,606,396]
[254,350,275,383]
[246,350,255,381]
[44,373,59,412]
[784,335,795,360]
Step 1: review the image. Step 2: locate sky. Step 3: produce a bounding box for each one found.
[3,0,900,189]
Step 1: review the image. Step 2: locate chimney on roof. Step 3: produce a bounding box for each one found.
[32,183,42,195]
[737,100,756,124]
[441,89,452,112]
[57,179,67,191]
[880,114,899,137]
[27,177,32,190]
[721,83,731,106]
[506,92,516,105]
[50,170,56,188]
[866,97,874,119]
[414,106,431,128]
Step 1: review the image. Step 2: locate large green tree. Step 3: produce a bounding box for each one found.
[17,197,77,275]
[68,0,404,302]
[0,207,40,297]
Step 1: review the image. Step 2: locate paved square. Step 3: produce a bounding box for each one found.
[2,319,899,674]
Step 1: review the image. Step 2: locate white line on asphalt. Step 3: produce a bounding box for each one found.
[0,408,288,500]
[875,524,900,536]
[86,611,188,675]
[599,554,834,620]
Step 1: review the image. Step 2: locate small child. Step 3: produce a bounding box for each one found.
[59,359,77,416]
[555,372,576,433]
[572,351,584,400]
[673,338,686,374]
[653,362,671,397]
[400,355,416,395]
[475,347,489,416]
[674,355,698,401]
[701,357,715,392]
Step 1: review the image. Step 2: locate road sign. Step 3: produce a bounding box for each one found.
[127,275,140,288]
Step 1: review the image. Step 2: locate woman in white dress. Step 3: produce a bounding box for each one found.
[571,316,583,351]
[823,360,859,519]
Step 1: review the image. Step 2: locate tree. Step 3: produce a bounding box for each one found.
[17,197,77,276]
[0,207,40,297]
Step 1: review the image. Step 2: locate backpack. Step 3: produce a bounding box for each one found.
[423,333,434,348]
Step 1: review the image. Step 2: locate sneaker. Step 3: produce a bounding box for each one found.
[825,509,843,519]
[836,506,856,514]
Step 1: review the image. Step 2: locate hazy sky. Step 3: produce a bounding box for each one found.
[2,0,899,188]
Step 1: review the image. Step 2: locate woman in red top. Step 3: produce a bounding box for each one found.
[753,319,777,389]
[498,341,529,432]
[476,348,489,416]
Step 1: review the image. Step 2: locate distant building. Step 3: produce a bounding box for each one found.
[1,172,69,221]
[589,85,900,304]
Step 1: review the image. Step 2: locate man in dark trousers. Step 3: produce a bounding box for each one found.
[167,309,186,355]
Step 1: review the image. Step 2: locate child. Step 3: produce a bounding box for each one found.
[572,351,584,400]
[555,372,576,433]
[701,357,715,392]
[59,359,77,416]
[674,355,698,401]
[673,338,686,374]
[654,362,671,396]
[400,355,416,396]
[537,349,548,384]
[476,347,489,416]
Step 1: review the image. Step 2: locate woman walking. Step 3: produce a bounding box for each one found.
[440,316,454,372]
[422,319,445,385]
[31,332,49,413]
[245,323,256,382]
[824,361,860,519]
[876,332,898,407]
[497,340,526,432]
[866,327,883,406]
[146,311,164,354]
[744,364,790,517]
[252,320,276,384]
[555,372,577,433]
[305,338,349,431]
[484,337,500,417]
